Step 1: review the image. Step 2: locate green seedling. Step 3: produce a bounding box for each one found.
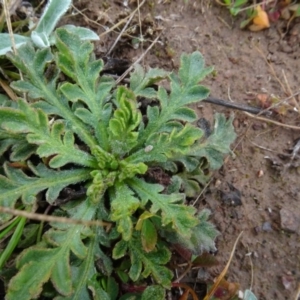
[0,27,236,299]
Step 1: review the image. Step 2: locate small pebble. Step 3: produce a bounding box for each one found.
[281,275,294,290]
[280,208,300,233]
[257,170,264,178]
[215,179,222,188]
[262,222,272,232]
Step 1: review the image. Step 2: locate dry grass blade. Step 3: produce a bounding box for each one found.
[254,43,300,113]
[0,206,111,227]
[204,231,244,300]
[106,0,146,56]
[254,43,288,93]
[282,70,300,114]
[70,4,110,31]
[3,0,26,99]
[2,0,18,54]
[106,11,135,56]
[0,78,17,100]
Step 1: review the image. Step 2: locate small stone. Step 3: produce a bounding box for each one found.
[262,221,272,232]
[233,118,239,129]
[280,209,300,233]
[257,169,264,178]
[215,179,222,188]
[254,226,262,234]
[281,275,294,290]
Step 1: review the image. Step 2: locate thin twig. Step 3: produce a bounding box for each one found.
[2,0,17,54]
[254,43,288,94]
[244,111,300,130]
[174,262,193,283]
[137,0,145,65]
[282,70,300,113]
[99,0,146,38]
[192,178,213,207]
[106,0,146,56]
[253,45,288,95]
[249,140,279,153]
[71,5,111,31]
[3,0,26,99]
[217,16,231,29]
[257,91,300,115]
[106,11,135,56]
[0,206,111,227]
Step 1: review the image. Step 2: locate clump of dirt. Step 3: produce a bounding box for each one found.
[71,0,300,298]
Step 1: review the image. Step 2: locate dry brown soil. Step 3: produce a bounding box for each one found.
[72,1,300,299]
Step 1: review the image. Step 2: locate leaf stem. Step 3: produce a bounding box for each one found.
[0,216,22,239]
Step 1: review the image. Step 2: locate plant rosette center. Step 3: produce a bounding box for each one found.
[88,145,147,203]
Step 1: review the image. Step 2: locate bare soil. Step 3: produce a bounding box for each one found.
[74,1,300,299]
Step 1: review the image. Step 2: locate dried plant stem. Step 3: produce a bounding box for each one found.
[243,111,300,130]
[254,44,287,94]
[259,91,300,115]
[137,0,145,64]
[3,0,25,99]
[204,231,243,300]
[0,206,111,227]
[2,0,17,54]
[249,140,279,153]
[174,262,193,283]
[71,5,110,31]
[0,78,17,100]
[294,283,300,300]
[282,70,300,113]
[106,11,135,56]
[99,0,146,38]
[106,0,146,56]
[192,178,213,207]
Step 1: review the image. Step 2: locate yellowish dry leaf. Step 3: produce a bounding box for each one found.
[249,5,270,31]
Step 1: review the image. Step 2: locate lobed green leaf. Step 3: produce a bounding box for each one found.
[189,113,236,169]
[0,163,91,223]
[110,183,140,241]
[127,234,172,287]
[128,178,199,238]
